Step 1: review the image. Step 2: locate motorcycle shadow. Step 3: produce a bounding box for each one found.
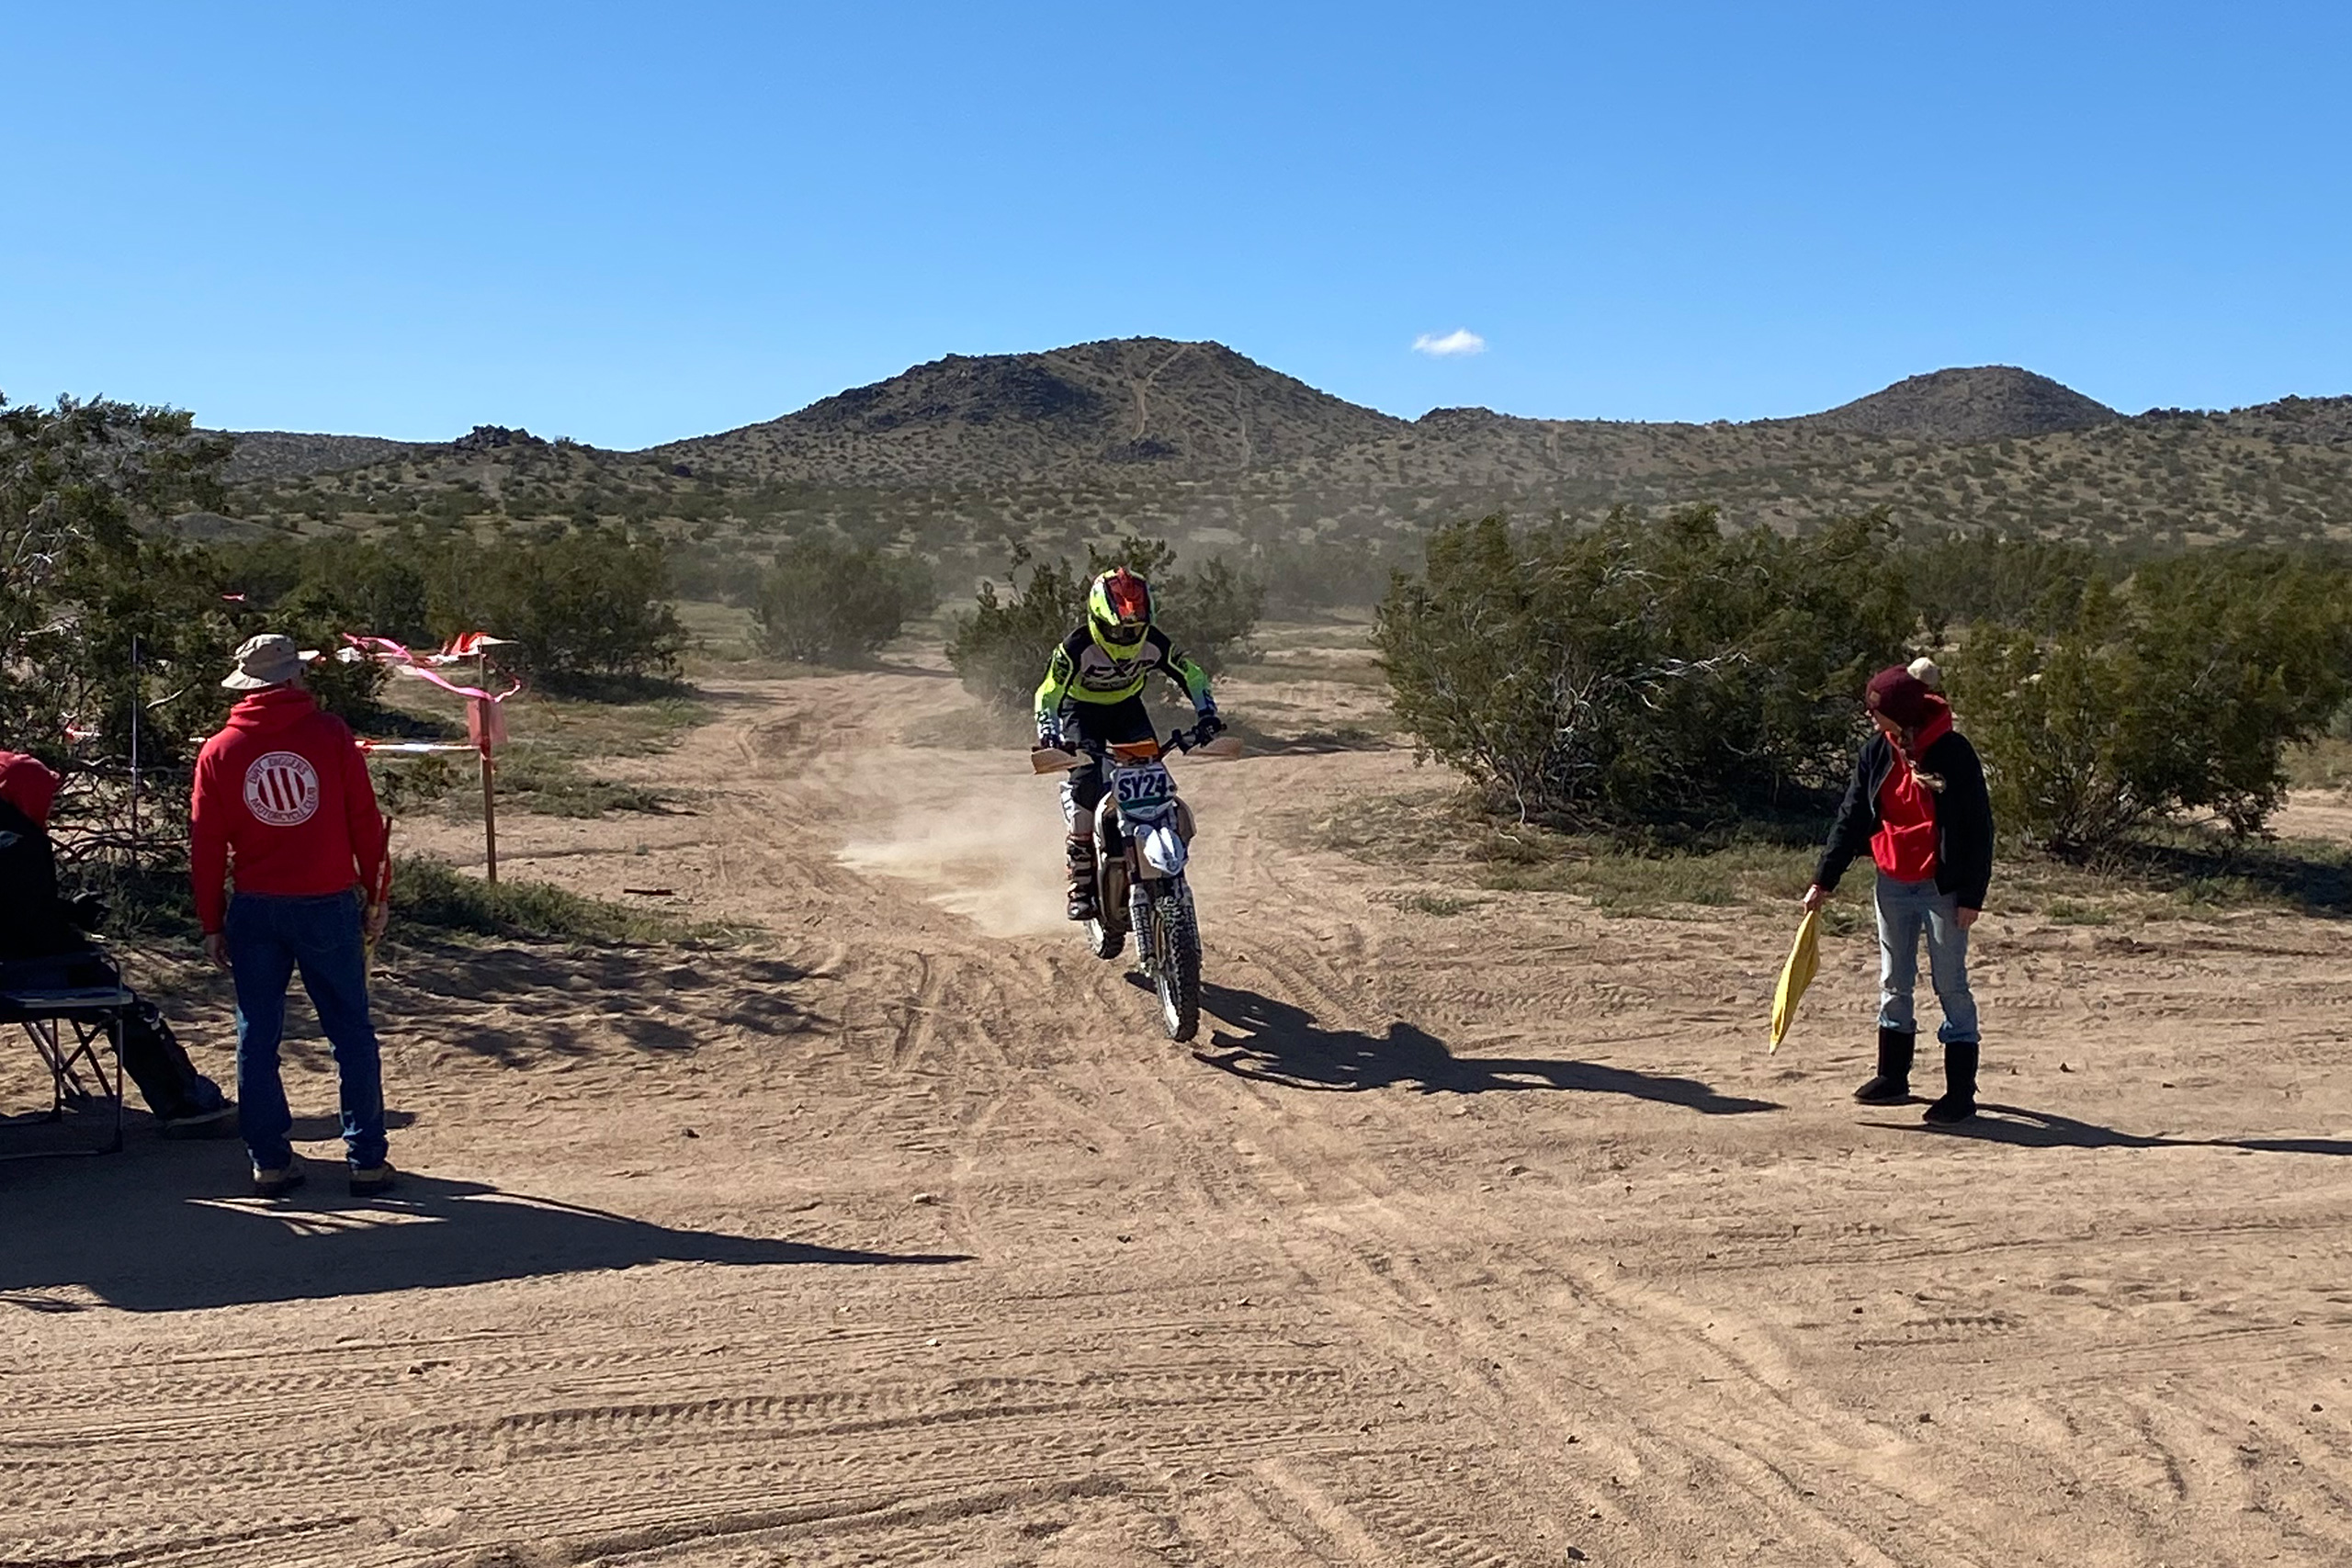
[1179,980,1778,1114]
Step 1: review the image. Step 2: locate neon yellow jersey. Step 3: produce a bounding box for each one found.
[1035,625,1213,718]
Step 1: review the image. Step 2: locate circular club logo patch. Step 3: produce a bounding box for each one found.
[243,751,321,827]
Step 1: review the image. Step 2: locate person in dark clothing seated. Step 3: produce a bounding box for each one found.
[0,750,235,1136]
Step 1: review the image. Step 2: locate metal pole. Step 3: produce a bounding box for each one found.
[127,635,141,856]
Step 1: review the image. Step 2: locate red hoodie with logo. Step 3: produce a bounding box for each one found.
[190,686,388,933]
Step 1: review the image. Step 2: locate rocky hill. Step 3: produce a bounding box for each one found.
[648,338,1408,484]
[2165,395,2352,451]
[219,430,423,483]
[1797,366,2120,443]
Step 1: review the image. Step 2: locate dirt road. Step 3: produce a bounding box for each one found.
[7,665,2352,1566]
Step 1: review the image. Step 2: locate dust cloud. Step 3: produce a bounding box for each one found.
[837,765,1071,936]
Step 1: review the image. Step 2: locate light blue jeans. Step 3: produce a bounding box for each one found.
[1874,876,1979,1044]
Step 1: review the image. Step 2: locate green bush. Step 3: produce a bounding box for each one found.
[419,524,686,681]
[1376,505,1911,831]
[945,537,1263,713]
[1251,536,1412,611]
[1952,551,2352,852]
[1,396,243,818]
[1897,531,2108,637]
[204,522,688,685]
[752,537,935,663]
[946,547,1086,714]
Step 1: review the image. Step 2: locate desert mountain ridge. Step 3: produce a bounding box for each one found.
[209,338,2352,561]
[217,338,2350,486]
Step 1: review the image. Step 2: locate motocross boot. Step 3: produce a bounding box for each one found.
[1065,834,1098,921]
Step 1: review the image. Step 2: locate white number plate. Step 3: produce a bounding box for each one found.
[1113,762,1174,812]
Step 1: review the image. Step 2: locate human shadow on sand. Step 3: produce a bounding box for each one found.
[0,1145,967,1314]
[1867,1103,2352,1156]
[1185,982,1778,1113]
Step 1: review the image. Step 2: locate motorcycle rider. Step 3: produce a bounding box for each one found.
[1035,567,1221,921]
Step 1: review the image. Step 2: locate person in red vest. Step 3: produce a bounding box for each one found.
[1803,661,1995,1124]
[191,634,394,1197]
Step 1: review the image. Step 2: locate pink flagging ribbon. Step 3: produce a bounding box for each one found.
[341,635,525,705]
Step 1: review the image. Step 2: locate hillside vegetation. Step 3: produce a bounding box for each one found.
[206,341,2352,610]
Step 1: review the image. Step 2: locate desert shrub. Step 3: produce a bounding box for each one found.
[946,548,1086,713]
[436,525,687,680]
[205,522,686,685]
[1376,505,1911,831]
[752,537,935,663]
[1158,554,1265,672]
[1951,551,2352,852]
[1897,531,2109,636]
[1251,536,1406,611]
[200,535,423,723]
[0,396,245,836]
[669,536,763,606]
[946,537,1263,712]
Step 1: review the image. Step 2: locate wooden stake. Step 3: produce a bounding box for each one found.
[481,741,499,885]
[475,646,499,884]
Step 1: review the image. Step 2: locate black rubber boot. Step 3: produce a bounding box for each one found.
[1853,1027,1915,1104]
[1064,835,1098,922]
[1923,1041,1980,1124]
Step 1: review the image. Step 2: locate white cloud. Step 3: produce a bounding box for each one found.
[1411,328,1487,358]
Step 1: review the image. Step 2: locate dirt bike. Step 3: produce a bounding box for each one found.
[1032,721,1243,1043]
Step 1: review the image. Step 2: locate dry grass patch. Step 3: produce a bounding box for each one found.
[369,684,707,821]
[1308,783,2352,925]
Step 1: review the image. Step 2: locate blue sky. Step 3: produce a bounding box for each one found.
[4,2,2346,446]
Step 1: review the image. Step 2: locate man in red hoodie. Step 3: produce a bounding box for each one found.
[191,635,394,1197]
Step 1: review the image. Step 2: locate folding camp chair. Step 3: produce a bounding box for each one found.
[0,982,130,1157]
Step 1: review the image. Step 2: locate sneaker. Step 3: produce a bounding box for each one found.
[252,1157,307,1199]
[348,1161,398,1198]
[161,1103,240,1140]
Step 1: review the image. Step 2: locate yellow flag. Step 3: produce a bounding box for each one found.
[1770,908,1821,1053]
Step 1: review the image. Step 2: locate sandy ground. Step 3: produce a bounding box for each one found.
[6,662,2352,1568]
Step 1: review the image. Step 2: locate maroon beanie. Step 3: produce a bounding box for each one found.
[1865,666,1938,729]
[0,751,61,829]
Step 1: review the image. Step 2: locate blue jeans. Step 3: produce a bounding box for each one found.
[226,890,388,1171]
[1874,876,1980,1044]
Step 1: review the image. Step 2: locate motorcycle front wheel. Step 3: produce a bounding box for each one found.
[1086,915,1125,961]
[1152,888,1202,1043]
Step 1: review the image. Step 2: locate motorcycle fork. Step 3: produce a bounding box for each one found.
[1092,821,1132,934]
[1127,861,1155,962]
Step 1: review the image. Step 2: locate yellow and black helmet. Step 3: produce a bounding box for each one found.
[1086,568,1153,657]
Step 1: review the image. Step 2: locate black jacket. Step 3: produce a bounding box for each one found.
[0,799,91,960]
[1813,728,1995,910]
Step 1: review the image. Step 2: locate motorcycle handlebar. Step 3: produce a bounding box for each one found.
[1053,724,1213,760]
